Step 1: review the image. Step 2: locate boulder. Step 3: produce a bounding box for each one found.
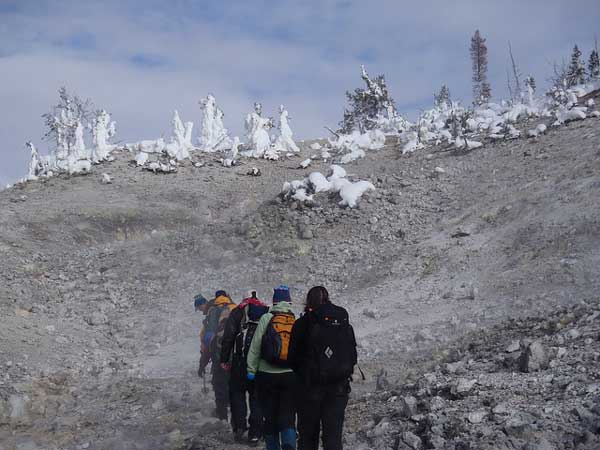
[519,341,549,372]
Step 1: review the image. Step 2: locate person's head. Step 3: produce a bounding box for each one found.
[194,294,208,313]
[215,290,227,299]
[305,286,330,311]
[272,285,291,305]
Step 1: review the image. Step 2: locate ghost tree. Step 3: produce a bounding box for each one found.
[272,105,300,154]
[25,142,42,180]
[42,87,92,172]
[91,109,116,162]
[165,110,193,160]
[434,85,451,108]
[339,65,395,134]
[525,76,536,106]
[244,102,273,158]
[470,30,492,105]
[198,94,231,152]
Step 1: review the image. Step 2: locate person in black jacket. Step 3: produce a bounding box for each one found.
[288,286,357,450]
[220,291,269,444]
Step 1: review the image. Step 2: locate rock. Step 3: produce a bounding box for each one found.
[566,328,581,340]
[467,409,488,424]
[399,395,418,418]
[414,329,434,342]
[492,402,510,415]
[9,394,31,425]
[445,361,465,374]
[503,416,533,439]
[300,228,314,240]
[523,438,555,450]
[401,431,422,450]
[363,308,378,319]
[452,378,477,396]
[519,341,549,372]
[506,340,520,353]
[429,396,445,412]
[85,311,108,326]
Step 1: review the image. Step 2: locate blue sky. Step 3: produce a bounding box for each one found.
[1,0,599,184]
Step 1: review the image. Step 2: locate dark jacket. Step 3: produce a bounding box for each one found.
[220,305,245,365]
[288,302,357,386]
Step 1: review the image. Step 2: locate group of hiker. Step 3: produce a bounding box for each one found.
[194,285,358,450]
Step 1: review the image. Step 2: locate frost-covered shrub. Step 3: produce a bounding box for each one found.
[329,129,385,163]
[281,165,374,208]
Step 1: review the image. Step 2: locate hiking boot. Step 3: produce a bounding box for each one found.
[248,431,261,446]
[233,429,246,443]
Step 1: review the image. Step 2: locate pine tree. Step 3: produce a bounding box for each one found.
[566,45,585,87]
[339,65,395,134]
[588,49,600,80]
[434,85,451,107]
[470,30,491,105]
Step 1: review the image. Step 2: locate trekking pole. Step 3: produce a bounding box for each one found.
[202,375,209,394]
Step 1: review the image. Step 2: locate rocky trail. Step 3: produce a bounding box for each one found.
[0,117,599,449]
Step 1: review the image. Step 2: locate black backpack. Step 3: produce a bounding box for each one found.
[307,305,357,385]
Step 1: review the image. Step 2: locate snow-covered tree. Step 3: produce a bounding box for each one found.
[339,65,395,134]
[434,85,451,108]
[243,102,273,158]
[507,41,522,103]
[588,49,600,81]
[25,142,42,180]
[525,76,536,106]
[272,105,300,153]
[470,30,492,105]
[42,87,92,171]
[566,45,585,87]
[198,94,231,152]
[165,110,193,160]
[91,109,116,162]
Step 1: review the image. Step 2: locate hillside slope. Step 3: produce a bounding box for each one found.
[0,118,599,449]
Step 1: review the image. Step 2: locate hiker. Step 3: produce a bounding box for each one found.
[288,286,357,450]
[197,290,236,421]
[247,285,298,450]
[220,291,269,444]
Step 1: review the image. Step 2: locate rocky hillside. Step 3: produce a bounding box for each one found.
[0,117,599,449]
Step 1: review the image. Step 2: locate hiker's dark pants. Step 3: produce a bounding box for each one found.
[230,373,264,435]
[256,371,297,435]
[297,381,349,450]
[211,362,230,420]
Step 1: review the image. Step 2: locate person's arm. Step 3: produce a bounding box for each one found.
[247,313,270,375]
[220,308,241,364]
[288,315,308,374]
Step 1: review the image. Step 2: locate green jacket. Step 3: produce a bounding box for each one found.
[247,301,294,375]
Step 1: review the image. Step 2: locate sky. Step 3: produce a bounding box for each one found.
[1,0,599,185]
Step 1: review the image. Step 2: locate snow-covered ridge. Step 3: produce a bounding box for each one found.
[12,68,600,191]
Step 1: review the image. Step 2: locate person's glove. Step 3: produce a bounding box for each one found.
[220,362,231,372]
[197,365,205,378]
[247,372,256,381]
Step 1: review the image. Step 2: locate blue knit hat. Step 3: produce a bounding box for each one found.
[215,290,227,298]
[194,294,207,310]
[273,285,291,303]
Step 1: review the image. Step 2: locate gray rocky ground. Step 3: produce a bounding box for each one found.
[0,116,599,449]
